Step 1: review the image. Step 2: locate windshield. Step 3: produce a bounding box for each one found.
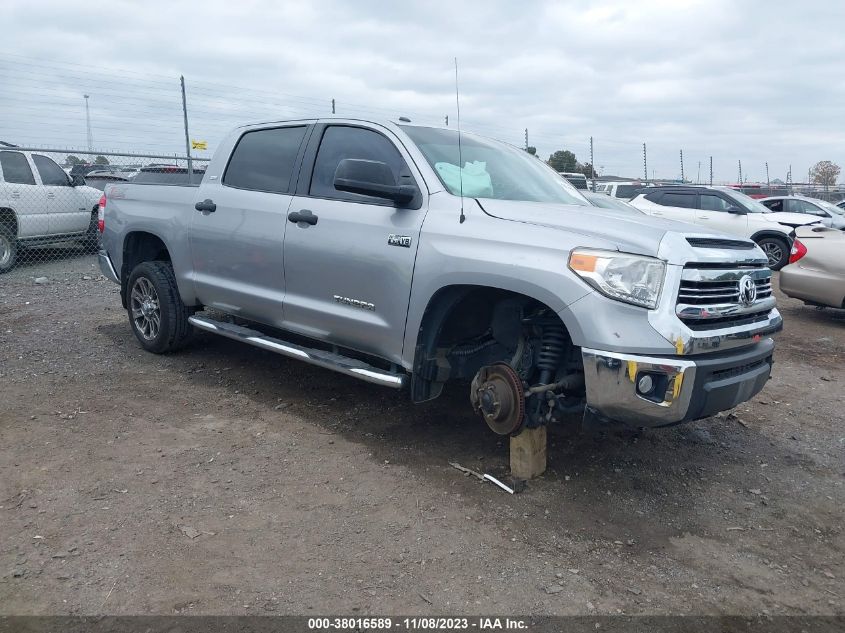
[720,188,769,213]
[815,199,844,216]
[399,125,589,205]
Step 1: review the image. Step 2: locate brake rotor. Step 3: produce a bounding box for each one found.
[470,362,526,435]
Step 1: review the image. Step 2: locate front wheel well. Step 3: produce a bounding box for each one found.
[750,230,791,245]
[410,285,583,405]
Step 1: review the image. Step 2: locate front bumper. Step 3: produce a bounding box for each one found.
[582,338,774,428]
[98,249,120,284]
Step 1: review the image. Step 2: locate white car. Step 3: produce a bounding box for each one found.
[0,150,102,273]
[758,195,845,230]
[594,181,648,199]
[629,185,821,269]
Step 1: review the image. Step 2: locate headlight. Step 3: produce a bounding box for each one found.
[569,249,665,309]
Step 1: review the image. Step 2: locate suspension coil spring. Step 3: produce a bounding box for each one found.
[537,321,567,373]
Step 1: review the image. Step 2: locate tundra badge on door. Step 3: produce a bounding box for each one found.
[388,234,412,248]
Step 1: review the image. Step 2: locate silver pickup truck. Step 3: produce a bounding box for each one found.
[98,118,782,434]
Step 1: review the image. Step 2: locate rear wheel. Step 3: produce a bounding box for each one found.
[756,236,789,270]
[0,225,18,274]
[127,261,192,353]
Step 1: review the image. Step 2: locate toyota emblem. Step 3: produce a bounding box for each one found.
[739,275,757,307]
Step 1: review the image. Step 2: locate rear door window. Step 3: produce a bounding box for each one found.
[32,154,70,186]
[660,192,697,208]
[224,126,308,193]
[0,151,36,185]
[762,199,784,212]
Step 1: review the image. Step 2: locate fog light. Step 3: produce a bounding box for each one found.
[637,374,654,395]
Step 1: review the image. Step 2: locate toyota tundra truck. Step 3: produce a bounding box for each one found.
[97,119,782,435]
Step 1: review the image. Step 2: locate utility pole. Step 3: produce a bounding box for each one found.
[788,164,793,194]
[697,160,701,184]
[765,161,770,188]
[445,115,448,126]
[738,160,743,185]
[709,156,713,186]
[83,94,93,151]
[679,149,685,182]
[524,128,528,151]
[180,76,193,181]
[589,136,595,190]
[643,143,648,182]
[331,98,336,114]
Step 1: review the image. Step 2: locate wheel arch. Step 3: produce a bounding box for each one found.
[750,229,792,244]
[0,207,19,235]
[120,230,173,308]
[407,283,578,403]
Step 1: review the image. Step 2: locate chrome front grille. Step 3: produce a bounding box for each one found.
[676,265,775,330]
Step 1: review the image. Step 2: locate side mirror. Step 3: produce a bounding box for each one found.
[727,205,747,215]
[70,174,86,187]
[334,159,416,205]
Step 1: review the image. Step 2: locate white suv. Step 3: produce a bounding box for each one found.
[629,185,821,269]
[0,150,103,273]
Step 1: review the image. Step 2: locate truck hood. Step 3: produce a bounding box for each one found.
[476,198,705,257]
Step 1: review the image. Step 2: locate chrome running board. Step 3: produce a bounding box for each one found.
[188,314,406,389]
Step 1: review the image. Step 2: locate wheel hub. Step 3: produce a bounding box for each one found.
[470,363,526,435]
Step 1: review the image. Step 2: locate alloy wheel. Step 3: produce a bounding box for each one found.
[761,242,783,268]
[130,277,161,340]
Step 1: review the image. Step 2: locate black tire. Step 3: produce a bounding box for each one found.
[127,261,192,353]
[756,236,790,270]
[81,210,99,254]
[0,225,18,274]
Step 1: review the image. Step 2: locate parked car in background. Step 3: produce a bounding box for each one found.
[836,199,845,211]
[132,165,206,185]
[69,163,121,178]
[780,225,845,309]
[558,172,588,190]
[84,170,132,191]
[759,196,845,230]
[0,149,102,272]
[629,185,821,269]
[583,191,646,214]
[596,181,649,199]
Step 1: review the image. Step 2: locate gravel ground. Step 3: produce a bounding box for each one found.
[0,252,842,616]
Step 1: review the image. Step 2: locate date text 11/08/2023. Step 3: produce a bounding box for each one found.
[307,617,528,630]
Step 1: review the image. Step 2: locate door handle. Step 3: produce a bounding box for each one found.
[46,193,56,199]
[288,209,318,226]
[195,199,216,213]
[699,215,710,219]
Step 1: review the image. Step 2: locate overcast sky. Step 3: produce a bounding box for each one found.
[2,0,843,183]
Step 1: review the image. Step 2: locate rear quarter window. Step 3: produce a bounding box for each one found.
[0,151,36,185]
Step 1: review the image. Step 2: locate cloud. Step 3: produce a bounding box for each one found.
[1,0,842,181]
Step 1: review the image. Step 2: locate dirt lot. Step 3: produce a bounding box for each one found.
[0,251,843,616]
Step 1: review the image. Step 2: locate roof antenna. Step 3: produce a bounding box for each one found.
[455,57,465,224]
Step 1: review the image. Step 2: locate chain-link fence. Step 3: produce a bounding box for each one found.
[0,147,208,274]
